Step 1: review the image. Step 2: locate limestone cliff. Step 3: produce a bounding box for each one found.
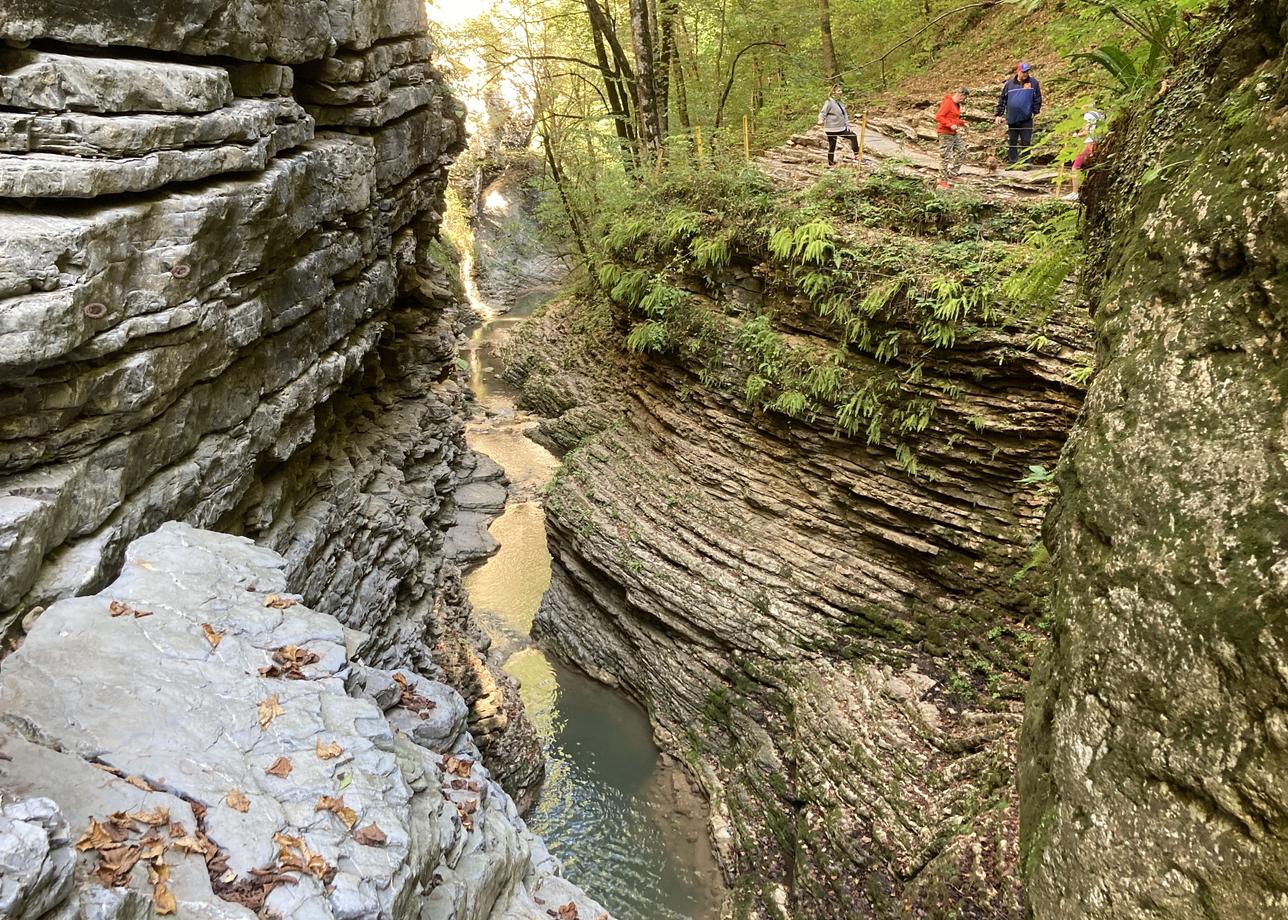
[1019,1,1288,916]
[506,158,1093,916]
[0,1,541,802]
[0,523,610,920]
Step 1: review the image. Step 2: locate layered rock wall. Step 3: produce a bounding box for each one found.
[0,523,609,920]
[1019,2,1288,916]
[0,1,542,799]
[508,184,1093,917]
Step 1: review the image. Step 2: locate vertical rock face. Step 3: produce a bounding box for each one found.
[0,2,540,801]
[506,181,1093,916]
[1020,2,1288,917]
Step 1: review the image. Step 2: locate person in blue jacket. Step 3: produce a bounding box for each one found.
[994,62,1042,165]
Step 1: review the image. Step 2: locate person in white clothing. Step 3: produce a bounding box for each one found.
[818,85,860,167]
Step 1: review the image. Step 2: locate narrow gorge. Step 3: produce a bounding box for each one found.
[1,0,1285,918]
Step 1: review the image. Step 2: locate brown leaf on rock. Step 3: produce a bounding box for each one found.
[392,671,438,713]
[226,789,250,813]
[172,834,206,855]
[265,756,292,778]
[109,600,153,619]
[259,644,321,680]
[76,818,115,851]
[201,623,223,650]
[454,799,476,831]
[315,795,357,830]
[129,807,170,827]
[154,883,177,916]
[316,738,342,760]
[168,822,186,839]
[124,775,153,792]
[275,832,336,883]
[257,694,284,730]
[354,823,387,847]
[443,755,473,778]
[558,904,579,920]
[263,594,297,609]
[138,834,166,861]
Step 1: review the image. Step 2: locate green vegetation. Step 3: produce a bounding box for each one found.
[580,155,1075,476]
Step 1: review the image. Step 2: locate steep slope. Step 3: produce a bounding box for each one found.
[1019,1,1288,916]
[507,144,1092,916]
[0,1,539,803]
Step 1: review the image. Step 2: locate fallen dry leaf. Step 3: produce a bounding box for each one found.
[201,623,223,650]
[354,823,387,847]
[259,644,321,680]
[558,903,579,920]
[76,818,115,852]
[154,883,177,916]
[257,695,285,730]
[172,834,207,855]
[129,807,170,827]
[443,755,473,778]
[168,822,186,839]
[226,789,250,813]
[138,835,166,861]
[392,672,438,714]
[275,832,335,884]
[265,756,292,778]
[316,739,342,760]
[124,775,153,792]
[109,600,153,619]
[315,795,357,830]
[264,594,297,609]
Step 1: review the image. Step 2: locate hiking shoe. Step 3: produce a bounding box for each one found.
[1062,191,1079,202]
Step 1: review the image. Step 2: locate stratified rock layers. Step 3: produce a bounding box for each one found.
[0,523,610,920]
[0,2,541,804]
[1019,2,1288,917]
[510,205,1092,915]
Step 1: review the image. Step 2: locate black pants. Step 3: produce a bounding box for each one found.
[827,129,859,164]
[1007,124,1034,165]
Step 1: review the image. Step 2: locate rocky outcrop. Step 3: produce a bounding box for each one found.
[0,0,542,804]
[0,523,609,920]
[1019,2,1288,917]
[508,167,1092,916]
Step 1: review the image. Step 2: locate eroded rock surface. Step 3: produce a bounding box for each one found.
[0,0,541,809]
[0,523,609,920]
[1019,2,1288,917]
[507,169,1092,916]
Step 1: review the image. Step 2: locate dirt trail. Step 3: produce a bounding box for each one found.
[758,114,1062,200]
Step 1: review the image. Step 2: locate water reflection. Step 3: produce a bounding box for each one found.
[461,282,722,920]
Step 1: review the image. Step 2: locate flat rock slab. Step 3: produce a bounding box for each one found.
[0,50,233,114]
[0,523,612,920]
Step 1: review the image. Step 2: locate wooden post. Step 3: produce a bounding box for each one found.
[695,126,704,165]
[743,115,751,160]
[855,113,868,177]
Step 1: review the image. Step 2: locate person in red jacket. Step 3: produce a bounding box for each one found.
[936,87,970,189]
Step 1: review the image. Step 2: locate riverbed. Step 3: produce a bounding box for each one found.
[460,280,723,920]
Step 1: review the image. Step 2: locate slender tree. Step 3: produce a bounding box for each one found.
[628,0,663,149]
[819,0,841,82]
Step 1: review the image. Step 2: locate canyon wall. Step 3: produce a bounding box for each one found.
[0,522,609,920]
[0,0,543,803]
[507,177,1092,916]
[1019,1,1288,917]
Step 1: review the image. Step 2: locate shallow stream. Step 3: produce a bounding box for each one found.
[461,278,723,920]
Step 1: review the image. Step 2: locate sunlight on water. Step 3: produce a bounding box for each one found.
[461,290,723,919]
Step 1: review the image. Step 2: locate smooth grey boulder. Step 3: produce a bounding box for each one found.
[0,50,233,114]
[0,798,76,920]
[0,524,610,920]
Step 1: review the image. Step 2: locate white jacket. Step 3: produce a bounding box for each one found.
[819,97,849,132]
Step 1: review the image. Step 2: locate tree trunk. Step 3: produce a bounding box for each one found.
[657,0,680,138]
[671,32,690,129]
[585,0,638,167]
[819,0,841,83]
[628,0,662,150]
